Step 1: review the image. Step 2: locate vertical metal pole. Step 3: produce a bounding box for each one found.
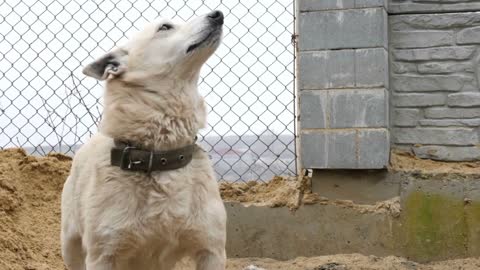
[292,0,303,178]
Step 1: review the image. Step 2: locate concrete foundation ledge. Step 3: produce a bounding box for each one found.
[224,172,480,263]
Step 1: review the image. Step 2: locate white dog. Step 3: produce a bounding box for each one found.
[61,11,227,270]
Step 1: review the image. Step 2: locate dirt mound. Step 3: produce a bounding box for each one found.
[219,176,401,216]
[220,176,302,208]
[0,148,70,270]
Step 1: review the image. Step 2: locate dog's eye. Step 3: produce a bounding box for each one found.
[158,24,173,32]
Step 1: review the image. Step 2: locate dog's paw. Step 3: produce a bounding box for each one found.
[243,265,266,270]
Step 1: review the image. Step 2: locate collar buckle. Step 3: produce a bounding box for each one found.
[120,146,152,172]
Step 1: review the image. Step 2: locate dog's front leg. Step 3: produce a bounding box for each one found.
[195,249,226,270]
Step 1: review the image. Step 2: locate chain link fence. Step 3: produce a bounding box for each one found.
[0,0,296,182]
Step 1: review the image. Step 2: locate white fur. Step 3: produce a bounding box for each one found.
[61,12,226,270]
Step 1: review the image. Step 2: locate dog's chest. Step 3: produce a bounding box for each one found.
[121,176,200,230]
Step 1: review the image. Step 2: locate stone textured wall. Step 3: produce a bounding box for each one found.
[390,11,480,161]
[298,0,480,169]
[298,0,390,169]
[389,0,480,14]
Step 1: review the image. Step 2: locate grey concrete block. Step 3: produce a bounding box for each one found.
[393,109,420,127]
[391,31,454,49]
[355,48,388,87]
[327,50,356,88]
[390,12,480,31]
[300,91,327,129]
[301,130,357,169]
[299,0,355,11]
[392,46,476,61]
[329,89,387,128]
[358,129,389,168]
[393,93,446,107]
[391,62,417,74]
[301,131,327,168]
[393,127,479,145]
[417,62,473,74]
[389,2,480,14]
[419,118,480,127]
[299,50,355,90]
[413,145,480,161]
[392,75,470,92]
[299,8,386,50]
[327,130,357,168]
[355,0,387,8]
[299,52,327,90]
[425,107,480,119]
[448,92,480,108]
[457,26,480,44]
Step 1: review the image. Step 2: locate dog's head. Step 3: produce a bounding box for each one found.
[83,10,224,82]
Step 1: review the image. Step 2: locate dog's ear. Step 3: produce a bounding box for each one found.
[83,49,128,80]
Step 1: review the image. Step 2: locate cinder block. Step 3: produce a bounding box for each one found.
[301,131,328,168]
[300,91,327,129]
[393,127,478,145]
[301,130,357,169]
[390,12,480,31]
[299,50,354,90]
[393,109,420,127]
[299,52,328,90]
[393,93,446,107]
[447,92,480,107]
[299,8,387,50]
[413,145,480,162]
[299,0,355,11]
[389,3,480,14]
[358,129,389,168]
[417,62,473,74]
[457,26,480,44]
[425,107,480,119]
[419,119,480,127]
[355,0,387,8]
[301,129,389,169]
[391,31,454,49]
[355,48,388,87]
[327,130,357,168]
[391,62,417,74]
[392,75,468,92]
[329,89,387,128]
[392,46,476,61]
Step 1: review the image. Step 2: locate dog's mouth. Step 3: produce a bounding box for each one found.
[186,28,222,54]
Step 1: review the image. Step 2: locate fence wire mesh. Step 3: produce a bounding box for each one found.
[0,0,296,182]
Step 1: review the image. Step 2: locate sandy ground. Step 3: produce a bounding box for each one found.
[1,148,480,270]
[389,149,480,175]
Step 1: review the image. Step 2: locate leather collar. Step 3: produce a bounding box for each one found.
[111,139,196,174]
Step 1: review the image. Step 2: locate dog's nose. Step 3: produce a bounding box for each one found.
[208,10,224,25]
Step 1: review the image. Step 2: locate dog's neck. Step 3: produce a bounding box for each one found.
[99,77,207,151]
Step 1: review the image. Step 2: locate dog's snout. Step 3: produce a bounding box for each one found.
[208,10,224,25]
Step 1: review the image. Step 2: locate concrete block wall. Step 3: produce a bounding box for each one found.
[299,0,480,169]
[390,10,480,161]
[389,0,480,13]
[298,0,390,169]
